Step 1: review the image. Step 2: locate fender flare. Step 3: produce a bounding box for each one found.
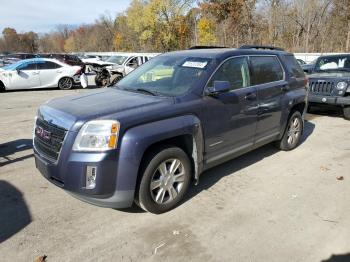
[115,115,204,191]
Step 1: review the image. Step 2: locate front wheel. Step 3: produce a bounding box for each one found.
[136,147,192,214]
[58,77,73,90]
[343,107,350,120]
[275,111,303,151]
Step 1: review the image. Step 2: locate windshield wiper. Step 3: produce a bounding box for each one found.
[135,88,158,96]
[118,87,158,96]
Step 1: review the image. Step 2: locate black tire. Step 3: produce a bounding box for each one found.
[136,146,192,214]
[275,111,303,151]
[0,82,5,92]
[109,74,123,86]
[343,107,350,120]
[58,77,73,90]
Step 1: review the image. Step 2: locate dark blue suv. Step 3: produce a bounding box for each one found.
[34,46,308,213]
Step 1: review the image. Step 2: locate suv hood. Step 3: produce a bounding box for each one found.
[309,71,350,79]
[39,88,173,131]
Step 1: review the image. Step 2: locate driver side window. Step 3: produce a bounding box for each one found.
[17,62,37,71]
[127,57,139,68]
[208,57,250,90]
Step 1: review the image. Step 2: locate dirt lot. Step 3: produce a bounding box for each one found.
[0,88,350,262]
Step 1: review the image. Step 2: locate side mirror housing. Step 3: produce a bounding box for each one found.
[207,81,231,95]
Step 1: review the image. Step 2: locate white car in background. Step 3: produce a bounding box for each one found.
[0,58,82,91]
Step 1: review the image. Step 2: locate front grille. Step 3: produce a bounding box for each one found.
[309,81,334,96]
[34,118,67,162]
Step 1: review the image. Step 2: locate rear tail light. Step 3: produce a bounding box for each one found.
[75,68,82,75]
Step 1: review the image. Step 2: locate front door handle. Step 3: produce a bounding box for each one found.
[281,85,290,91]
[245,92,257,101]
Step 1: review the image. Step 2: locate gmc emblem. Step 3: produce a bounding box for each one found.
[36,126,51,140]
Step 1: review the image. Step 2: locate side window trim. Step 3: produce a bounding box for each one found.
[248,55,286,86]
[204,55,251,94]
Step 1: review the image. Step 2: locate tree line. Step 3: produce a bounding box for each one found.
[0,0,349,54]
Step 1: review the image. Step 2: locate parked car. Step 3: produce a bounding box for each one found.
[2,53,38,65]
[84,53,158,87]
[38,53,84,67]
[297,59,306,65]
[301,60,316,74]
[33,46,307,213]
[80,54,103,64]
[0,58,81,91]
[308,54,350,120]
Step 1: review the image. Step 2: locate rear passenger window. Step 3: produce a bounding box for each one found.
[38,61,61,70]
[284,55,305,78]
[250,56,284,85]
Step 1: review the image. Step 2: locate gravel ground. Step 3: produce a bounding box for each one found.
[0,88,350,262]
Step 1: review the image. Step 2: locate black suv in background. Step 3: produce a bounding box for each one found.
[308,54,350,120]
[34,45,308,213]
[38,53,84,67]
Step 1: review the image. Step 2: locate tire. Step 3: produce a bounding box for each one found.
[136,146,192,214]
[0,81,5,92]
[343,107,350,120]
[275,111,303,151]
[109,74,123,86]
[58,77,73,90]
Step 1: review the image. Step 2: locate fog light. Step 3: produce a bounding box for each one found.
[86,166,97,189]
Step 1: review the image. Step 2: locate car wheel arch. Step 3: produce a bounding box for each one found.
[116,115,204,193]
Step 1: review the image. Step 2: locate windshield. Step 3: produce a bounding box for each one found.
[105,55,128,65]
[315,56,350,72]
[115,55,211,96]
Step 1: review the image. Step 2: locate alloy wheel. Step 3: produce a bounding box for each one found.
[150,158,186,204]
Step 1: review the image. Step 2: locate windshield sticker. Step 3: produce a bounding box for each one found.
[182,61,208,69]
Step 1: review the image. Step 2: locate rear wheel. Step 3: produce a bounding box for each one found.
[275,111,303,151]
[343,107,350,120]
[58,77,73,90]
[136,146,192,214]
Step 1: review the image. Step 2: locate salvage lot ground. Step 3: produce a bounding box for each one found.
[0,88,350,262]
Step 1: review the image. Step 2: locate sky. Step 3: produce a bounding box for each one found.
[0,0,132,34]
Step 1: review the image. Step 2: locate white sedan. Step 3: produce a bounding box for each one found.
[0,58,82,91]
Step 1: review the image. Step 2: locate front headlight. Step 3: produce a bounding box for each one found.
[337,81,348,90]
[73,120,120,151]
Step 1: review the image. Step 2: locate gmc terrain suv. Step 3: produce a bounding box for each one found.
[34,46,308,214]
[307,54,350,120]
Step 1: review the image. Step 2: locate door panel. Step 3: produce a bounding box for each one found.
[255,81,284,140]
[201,56,258,163]
[249,56,285,141]
[10,61,40,89]
[37,61,62,87]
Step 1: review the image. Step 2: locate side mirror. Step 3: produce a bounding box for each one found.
[207,81,231,95]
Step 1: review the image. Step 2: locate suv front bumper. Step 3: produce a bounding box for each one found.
[308,94,350,106]
[34,148,135,209]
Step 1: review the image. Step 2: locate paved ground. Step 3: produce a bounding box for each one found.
[0,88,350,262]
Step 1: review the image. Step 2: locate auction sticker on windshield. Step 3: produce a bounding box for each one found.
[182,61,208,69]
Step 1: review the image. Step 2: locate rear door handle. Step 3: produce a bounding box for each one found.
[245,92,257,101]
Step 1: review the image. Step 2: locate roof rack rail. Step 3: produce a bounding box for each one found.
[188,46,227,50]
[239,45,284,51]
